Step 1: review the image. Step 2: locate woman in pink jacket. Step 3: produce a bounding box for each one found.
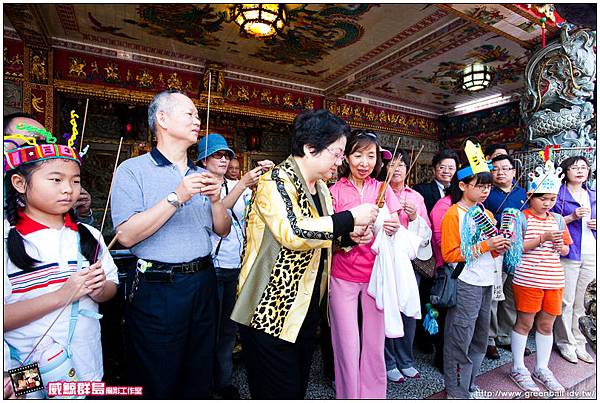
[329,130,401,399]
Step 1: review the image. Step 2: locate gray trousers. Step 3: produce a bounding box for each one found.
[443,280,492,399]
[488,273,517,346]
[385,272,420,371]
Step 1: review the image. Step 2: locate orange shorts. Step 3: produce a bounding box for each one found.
[512,284,563,316]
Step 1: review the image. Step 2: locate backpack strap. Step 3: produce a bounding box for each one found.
[67,235,102,357]
[214,180,242,258]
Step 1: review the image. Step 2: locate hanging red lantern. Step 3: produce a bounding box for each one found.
[247,130,261,151]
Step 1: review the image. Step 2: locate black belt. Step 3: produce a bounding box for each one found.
[150,255,212,274]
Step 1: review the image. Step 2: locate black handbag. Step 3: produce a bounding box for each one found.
[430,262,464,308]
[412,255,436,279]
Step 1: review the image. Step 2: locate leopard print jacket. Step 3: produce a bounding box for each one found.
[230,157,335,343]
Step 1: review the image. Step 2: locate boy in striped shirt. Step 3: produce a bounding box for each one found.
[510,161,571,393]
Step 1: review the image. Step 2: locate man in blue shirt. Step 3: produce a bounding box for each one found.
[483,154,531,359]
[111,90,231,398]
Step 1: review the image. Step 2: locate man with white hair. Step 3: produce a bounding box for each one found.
[111,90,231,398]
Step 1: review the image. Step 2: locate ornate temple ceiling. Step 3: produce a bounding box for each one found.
[4,3,560,114]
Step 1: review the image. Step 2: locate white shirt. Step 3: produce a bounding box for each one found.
[572,189,595,256]
[211,179,252,269]
[434,179,446,198]
[4,218,119,383]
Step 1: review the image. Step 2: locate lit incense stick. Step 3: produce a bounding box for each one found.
[204,71,212,160]
[405,144,424,188]
[99,137,123,235]
[376,137,402,207]
[78,99,89,153]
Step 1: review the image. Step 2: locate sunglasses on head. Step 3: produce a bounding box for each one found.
[356,131,377,139]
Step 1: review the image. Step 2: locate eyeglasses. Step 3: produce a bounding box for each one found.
[210,151,231,160]
[436,165,456,172]
[395,163,407,169]
[467,183,492,191]
[324,147,345,162]
[569,165,589,171]
[491,167,514,173]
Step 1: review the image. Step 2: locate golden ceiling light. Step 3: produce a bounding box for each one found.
[462,63,492,92]
[231,4,287,39]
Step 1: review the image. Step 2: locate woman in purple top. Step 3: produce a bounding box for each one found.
[552,156,596,364]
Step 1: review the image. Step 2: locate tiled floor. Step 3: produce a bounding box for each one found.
[229,332,590,399]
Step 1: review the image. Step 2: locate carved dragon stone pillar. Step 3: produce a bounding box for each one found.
[519,26,596,185]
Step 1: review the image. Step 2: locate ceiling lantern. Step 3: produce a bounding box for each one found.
[462,63,492,92]
[231,4,287,39]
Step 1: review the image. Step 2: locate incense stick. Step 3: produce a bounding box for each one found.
[405,144,424,188]
[204,71,212,160]
[79,99,89,153]
[92,231,121,263]
[493,161,527,215]
[99,137,123,235]
[376,139,403,208]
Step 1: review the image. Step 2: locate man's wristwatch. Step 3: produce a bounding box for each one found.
[167,192,182,208]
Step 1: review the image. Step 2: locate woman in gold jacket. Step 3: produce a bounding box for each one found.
[231,109,379,399]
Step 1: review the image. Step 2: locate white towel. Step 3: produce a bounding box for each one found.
[368,206,422,338]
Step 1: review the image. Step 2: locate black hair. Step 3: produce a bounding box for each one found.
[377,148,410,182]
[291,109,350,157]
[559,155,591,184]
[338,129,383,179]
[448,171,493,204]
[490,154,516,168]
[528,193,556,199]
[5,160,99,272]
[484,143,509,159]
[432,149,460,169]
[3,112,35,135]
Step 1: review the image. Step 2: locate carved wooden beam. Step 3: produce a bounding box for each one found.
[4,4,51,49]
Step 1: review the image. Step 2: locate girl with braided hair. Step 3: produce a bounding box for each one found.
[4,135,118,392]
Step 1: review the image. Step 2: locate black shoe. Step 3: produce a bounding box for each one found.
[486,345,500,360]
[218,385,240,400]
[498,344,532,356]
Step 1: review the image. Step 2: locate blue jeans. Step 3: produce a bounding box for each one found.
[214,267,241,389]
[385,271,420,371]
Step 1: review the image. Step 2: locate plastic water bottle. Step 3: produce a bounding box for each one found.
[31,336,80,399]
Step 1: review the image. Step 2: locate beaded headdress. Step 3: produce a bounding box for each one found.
[4,111,88,172]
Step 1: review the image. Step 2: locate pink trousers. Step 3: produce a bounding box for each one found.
[329,276,387,399]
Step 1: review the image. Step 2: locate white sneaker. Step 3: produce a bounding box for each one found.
[386,368,405,383]
[400,366,420,379]
[509,368,540,392]
[576,349,595,363]
[532,367,565,392]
